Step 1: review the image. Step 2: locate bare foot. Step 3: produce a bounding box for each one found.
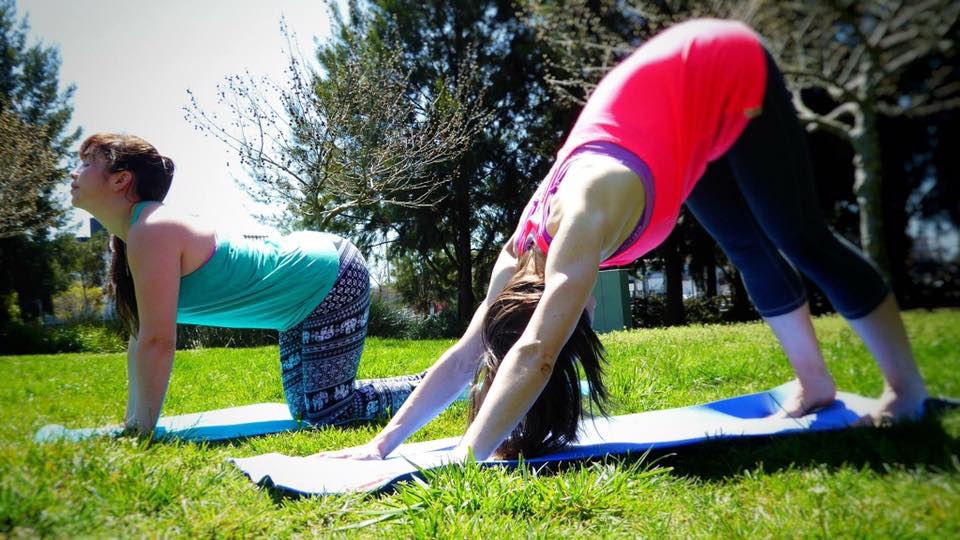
[773,377,837,418]
[855,386,928,427]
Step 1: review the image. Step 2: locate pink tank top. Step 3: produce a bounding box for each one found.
[514,19,767,268]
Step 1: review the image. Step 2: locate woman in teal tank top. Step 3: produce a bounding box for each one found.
[69,133,422,435]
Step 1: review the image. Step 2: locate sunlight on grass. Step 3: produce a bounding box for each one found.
[1,310,958,537]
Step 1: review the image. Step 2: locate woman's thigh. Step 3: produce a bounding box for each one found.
[723,51,888,318]
[686,158,806,316]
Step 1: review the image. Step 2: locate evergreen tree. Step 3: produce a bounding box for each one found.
[0,0,81,326]
[355,0,579,325]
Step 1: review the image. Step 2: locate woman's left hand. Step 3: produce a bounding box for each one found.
[313,442,385,460]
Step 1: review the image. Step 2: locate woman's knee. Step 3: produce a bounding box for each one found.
[767,223,837,266]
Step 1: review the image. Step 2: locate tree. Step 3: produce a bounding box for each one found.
[350,0,580,325]
[55,229,109,317]
[0,0,80,237]
[390,250,456,313]
[186,11,487,237]
[0,231,76,324]
[0,108,60,237]
[754,0,960,280]
[0,0,81,326]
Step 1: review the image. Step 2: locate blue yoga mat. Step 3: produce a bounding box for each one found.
[34,385,494,443]
[229,382,956,496]
[35,403,302,443]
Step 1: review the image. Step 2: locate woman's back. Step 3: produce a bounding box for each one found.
[130,202,341,331]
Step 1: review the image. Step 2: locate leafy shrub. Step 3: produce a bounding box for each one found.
[52,284,106,321]
[631,295,667,328]
[407,308,461,339]
[1,320,61,354]
[368,296,460,339]
[175,325,277,349]
[631,295,759,328]
[682,296,727,325]
[67,322,127,353]
[367,295,416,338]
[0,318,277,355]
[0,320,125,355]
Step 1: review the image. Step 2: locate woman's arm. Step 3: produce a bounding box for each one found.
[455,199,606,460]
[124,223,182,434]
[123,336,138,428]
[320,237,522,459]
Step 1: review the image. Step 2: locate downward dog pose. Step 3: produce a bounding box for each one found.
[324,19,928,461]
[69,134,422,434]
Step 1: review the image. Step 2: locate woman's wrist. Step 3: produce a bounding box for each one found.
[372,433,394,458]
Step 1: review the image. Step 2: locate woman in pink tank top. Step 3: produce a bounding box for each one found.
[321,19,929,463]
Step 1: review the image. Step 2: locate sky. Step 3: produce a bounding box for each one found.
[16,0,336,236]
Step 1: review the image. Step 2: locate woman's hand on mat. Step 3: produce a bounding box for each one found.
[314,441,385,460]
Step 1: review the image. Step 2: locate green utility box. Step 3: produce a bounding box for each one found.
[591,269,632,333]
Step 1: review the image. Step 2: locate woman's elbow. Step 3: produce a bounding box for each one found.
[136,334,176,354]
[515,340,558,377]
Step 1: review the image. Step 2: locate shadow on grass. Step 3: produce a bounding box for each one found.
[152,409,960,502]
[259,414,959,501]
[633,414,960,481]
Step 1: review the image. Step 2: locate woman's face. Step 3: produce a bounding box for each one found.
[69,150,111,210]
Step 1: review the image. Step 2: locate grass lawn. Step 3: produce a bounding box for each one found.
[1,309,958,538]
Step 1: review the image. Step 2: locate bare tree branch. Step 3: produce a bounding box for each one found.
[185,20,491,232]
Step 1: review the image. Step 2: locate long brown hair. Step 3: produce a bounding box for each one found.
[80,134,175,335]
[469,249,609,459]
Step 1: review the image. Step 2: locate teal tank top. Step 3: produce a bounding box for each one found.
[130,202,341,331]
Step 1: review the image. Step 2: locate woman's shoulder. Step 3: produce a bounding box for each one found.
[127,203,209,245]
[560,157,644,204]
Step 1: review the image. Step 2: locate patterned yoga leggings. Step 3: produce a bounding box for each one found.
[279,238,424,425]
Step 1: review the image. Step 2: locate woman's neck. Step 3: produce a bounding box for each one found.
[92,198,140,241]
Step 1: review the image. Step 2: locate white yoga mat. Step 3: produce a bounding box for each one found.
[228,382,900,495]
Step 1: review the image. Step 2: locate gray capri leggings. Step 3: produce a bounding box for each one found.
[279,237,424,424]
[685,50,889,319]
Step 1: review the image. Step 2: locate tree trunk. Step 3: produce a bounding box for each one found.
[80,273,89,317]
[730,269,753,321]
[450,14,475,330]
[705,256,717,298]
[453,172,474,328]
[851,105,891,282]
[663,232,685,325]
[455,227,474,328]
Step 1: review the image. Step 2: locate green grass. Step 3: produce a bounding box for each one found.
[1,310,959,538]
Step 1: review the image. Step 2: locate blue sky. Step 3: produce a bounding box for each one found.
[17,0,335,236]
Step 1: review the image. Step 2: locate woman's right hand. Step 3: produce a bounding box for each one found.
[319,238,519,462]
[313,441,385,460]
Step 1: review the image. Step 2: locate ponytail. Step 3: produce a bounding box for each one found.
[469,250,609,459]
[110,235,138,335]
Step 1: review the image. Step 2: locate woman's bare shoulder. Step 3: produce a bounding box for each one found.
[554,159,643,220]
[130,204,214,239]
[554,158,646,257]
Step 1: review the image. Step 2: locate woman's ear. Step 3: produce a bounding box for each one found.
[108,170,134,195]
